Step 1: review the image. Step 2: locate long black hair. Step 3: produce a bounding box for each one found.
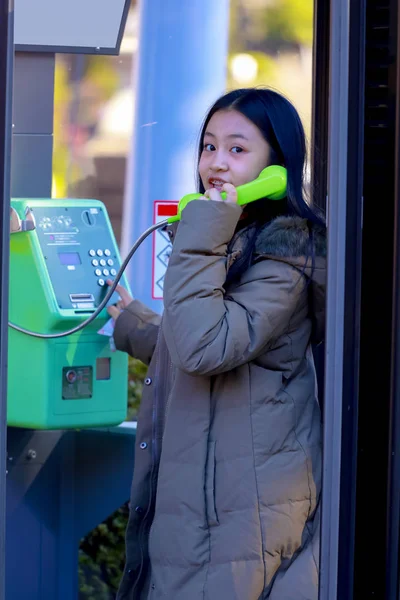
[196,88,325,283]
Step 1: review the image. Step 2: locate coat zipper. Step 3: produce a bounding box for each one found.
[162,359,173,441]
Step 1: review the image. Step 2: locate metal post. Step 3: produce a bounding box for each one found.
[121,0,230,313]
[320,0,350,597]
[0,0,14,597]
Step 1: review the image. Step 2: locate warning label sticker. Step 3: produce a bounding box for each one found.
[152,201,178,300]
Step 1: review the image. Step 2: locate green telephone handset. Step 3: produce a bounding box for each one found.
[168,164,287,224]
[7,165,286,345]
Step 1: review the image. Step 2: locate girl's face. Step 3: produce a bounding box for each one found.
[199,109,272,193]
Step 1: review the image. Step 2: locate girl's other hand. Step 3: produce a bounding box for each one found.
[106,280,133,321]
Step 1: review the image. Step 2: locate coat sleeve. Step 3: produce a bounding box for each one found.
[113,299,161,365]
[162,200,306,376]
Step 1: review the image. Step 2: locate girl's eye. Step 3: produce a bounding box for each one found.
[231,146,243,154]
[203,143,215,151]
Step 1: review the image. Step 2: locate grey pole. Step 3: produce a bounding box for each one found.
[121,0,230,313]
[0,0,14,597]
[320,0,350,598]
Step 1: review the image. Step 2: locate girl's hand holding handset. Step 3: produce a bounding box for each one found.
[106,183,238,323]
[203,182,238,204]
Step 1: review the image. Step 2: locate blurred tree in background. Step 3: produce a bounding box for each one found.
[262,0,313,47]
[227,0,314,135]
[79,505,129,600]
[127,356,147,420]
[230,0,313,52]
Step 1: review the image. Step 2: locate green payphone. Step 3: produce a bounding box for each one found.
[7,166,288,430]
[8,198,130,429]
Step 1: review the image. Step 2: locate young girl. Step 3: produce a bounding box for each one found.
[109,88,326,600]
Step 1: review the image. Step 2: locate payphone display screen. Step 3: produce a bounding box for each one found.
[58,252,82,266]
[33,205,120,310]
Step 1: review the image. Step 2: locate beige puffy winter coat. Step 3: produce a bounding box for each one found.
[114,200,326,600]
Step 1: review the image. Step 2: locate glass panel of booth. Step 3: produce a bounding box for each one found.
[58,1,319,599]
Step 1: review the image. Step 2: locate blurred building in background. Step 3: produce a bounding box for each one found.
[52,0,313,245]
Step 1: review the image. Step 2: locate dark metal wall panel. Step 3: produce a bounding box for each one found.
[311,0,330,215]
[0,1,13,597]
[11,53,54,198]
[11,135,53,198]
[354,0,399,597]
[13,53,54,134]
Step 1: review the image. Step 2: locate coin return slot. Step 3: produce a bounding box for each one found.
[70,293,95,303]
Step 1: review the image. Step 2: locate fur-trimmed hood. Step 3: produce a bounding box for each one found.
[255,215,326,259]
[254,215,326,344]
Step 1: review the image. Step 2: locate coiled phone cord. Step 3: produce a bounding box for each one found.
[8,219,168,339]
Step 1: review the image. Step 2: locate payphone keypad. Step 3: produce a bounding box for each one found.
[33,205,123,310]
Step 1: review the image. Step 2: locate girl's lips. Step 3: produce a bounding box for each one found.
[208,178,228,190]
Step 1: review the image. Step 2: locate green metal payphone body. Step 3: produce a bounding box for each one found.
[8,198,130,429]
